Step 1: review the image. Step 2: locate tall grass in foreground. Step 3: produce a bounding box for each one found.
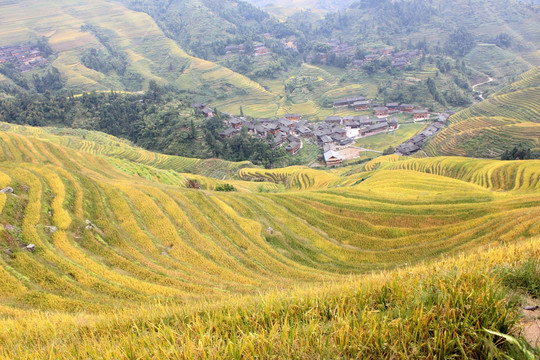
[1,238,539,359]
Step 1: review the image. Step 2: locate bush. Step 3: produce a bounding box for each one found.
[215,184,236,192]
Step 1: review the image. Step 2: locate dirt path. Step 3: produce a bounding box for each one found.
[338,147,380,160]
[520,301,540,349]
[348,146,382,153]
[472,76,494,101]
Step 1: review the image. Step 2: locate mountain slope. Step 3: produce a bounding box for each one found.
[0,126,539,311]
[297,0,540,84]
[426,66,540,158]
[0,126,539,357]
[0,0,279,114]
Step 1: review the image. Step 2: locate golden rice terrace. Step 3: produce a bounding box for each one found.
[0,125,538,310]
[0,124,539,358]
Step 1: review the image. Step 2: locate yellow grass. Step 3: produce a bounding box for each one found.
[0,123,538,358]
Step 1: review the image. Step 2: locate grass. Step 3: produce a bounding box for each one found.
[355,123,428,152]
[0,124,538,357]
[499,259,540,298]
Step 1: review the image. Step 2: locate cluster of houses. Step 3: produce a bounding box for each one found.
[194,98,450,167]
[192,103,215,119]
[318,115,399,143]
[224,42,272,57]
[332,96,431,121]
[224,44,247,55]
[354,48,423,68]
[395,111,454,156]
[304,41,422,69]
[222,31,299,59]
[306,39,356,63]
[0,45,48,72]
[253,43,271,57]
[214,110,403,167]
[225,41,279,57]
[219,114,307,155]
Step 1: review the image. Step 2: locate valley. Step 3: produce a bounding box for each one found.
[0,0,539,358]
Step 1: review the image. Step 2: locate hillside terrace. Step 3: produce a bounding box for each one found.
[395,111,454,156]
[0,44,48,72]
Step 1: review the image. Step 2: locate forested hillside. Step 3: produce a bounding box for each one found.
[297,0,540,78]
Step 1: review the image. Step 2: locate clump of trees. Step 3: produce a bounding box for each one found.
[203,115,289,168]
[0,82,208,158]
[81,47,127,75]
[215,184,236,192]
[501,145,539,160]
[445,28,476,58]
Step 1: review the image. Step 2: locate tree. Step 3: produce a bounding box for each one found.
[427,77,445,105]
[495,33,512,48]
[383,146,395,155]
[445,28,475,57]
[189,119,197,140]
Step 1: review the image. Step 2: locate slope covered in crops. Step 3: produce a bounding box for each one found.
[426,66,540,158]
[0,122,252,180]
[0,125,539,357]
[0,124,538,313]
[0,0,278,112]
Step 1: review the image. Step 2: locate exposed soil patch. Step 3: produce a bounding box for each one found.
[338,147,364,160]
[522,313,540,348]
[520,299,540,348]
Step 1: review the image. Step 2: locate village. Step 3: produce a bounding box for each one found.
[194,98,454,167]
[0,44,48,72]
[223,34,422,71]
[306,39,423,69]
[224,33,297,58]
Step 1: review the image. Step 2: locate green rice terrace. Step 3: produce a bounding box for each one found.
[426,66,540,158]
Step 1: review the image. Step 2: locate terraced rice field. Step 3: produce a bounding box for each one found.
[0,0,279,112]
[0,124,539,357]
[0,122,250,179]
[465,44,533,81]
[427,66,540,157]
[0,125,537,308]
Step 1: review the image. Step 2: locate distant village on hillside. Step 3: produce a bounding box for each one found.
[224,33,297,58]
[194,98,454,167]
[0,44,48,72]
[222,35,421,70]
[306,40,423,69]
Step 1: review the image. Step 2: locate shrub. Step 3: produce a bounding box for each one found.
[215,183,236,192]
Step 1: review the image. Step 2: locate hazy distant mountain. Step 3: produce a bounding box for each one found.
[244,0,355,11]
